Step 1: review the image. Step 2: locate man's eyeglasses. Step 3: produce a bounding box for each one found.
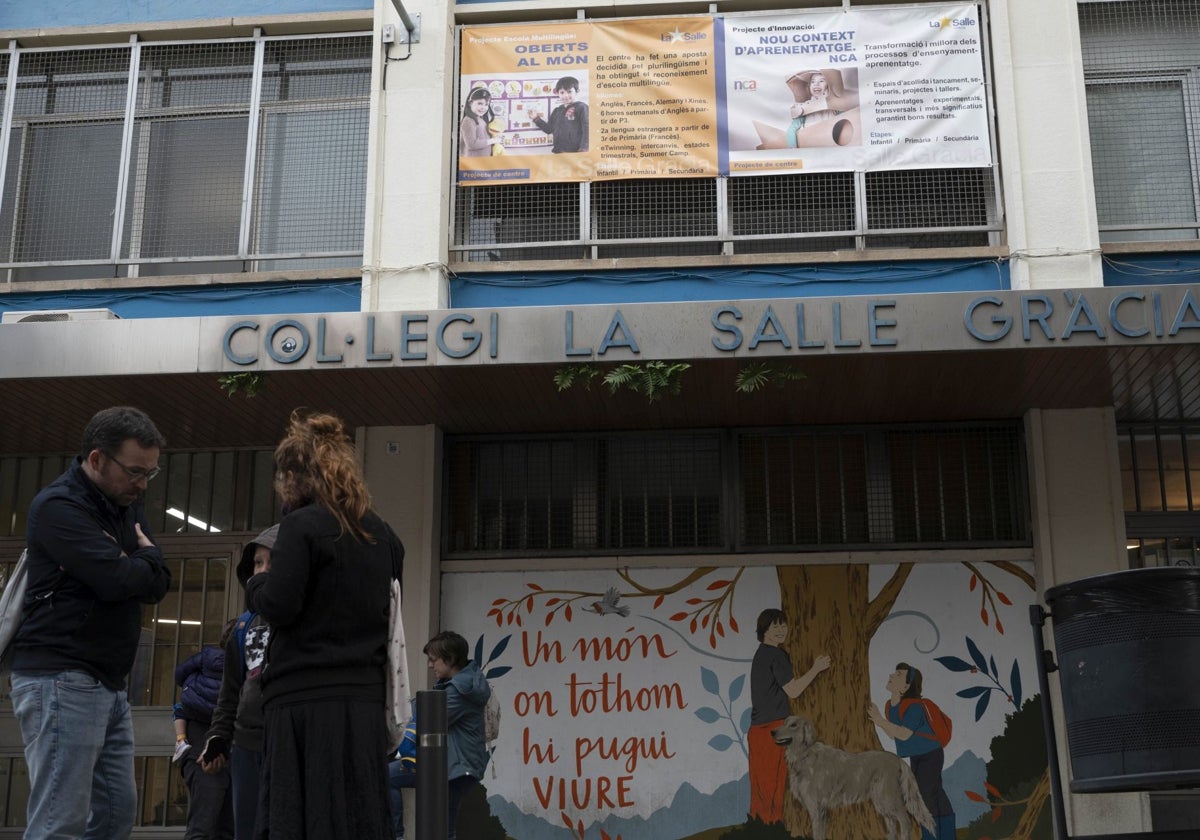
[107,453,162,482]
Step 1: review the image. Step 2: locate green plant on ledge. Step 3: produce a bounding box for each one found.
[734,362,807,393]
[218,372,265,398]
[554,360,804,402]
[555,361,691,402]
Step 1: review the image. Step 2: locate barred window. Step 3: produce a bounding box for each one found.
[1117,422,1200,567]
[1079,1,1200,242]
[0,34,370,281]
[445,424,1029,558]
[444,433,725,556]
[451,167,1000,262]
[739,425,1027,550]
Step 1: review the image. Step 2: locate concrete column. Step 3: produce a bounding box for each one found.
[360,424,443,688]
[1024,407,1151,835]
[989,0,1103,290]
[363,0,456,311]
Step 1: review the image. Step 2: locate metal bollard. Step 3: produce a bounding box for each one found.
[415,689,447,840]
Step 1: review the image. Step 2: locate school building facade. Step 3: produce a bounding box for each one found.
[0,0,1198,837]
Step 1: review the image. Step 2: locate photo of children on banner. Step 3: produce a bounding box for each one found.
[753,68,861,150]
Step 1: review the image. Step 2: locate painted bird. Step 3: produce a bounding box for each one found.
[590,587,630,617]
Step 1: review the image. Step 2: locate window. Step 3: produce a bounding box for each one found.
[444,423,1029,558]
[1117,423,1200,566]
[0,34,370,281]
[451,168,1000,262]
[1080,0,1200,242]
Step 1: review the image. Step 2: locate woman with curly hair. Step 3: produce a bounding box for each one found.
[245,409,405,840]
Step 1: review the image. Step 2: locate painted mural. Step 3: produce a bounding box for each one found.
[441,561,1049,840]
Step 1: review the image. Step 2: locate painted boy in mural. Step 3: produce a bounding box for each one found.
[748,608,831,825]
[868,662,957,840]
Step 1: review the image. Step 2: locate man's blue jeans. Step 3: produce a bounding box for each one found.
[11,670,137,840]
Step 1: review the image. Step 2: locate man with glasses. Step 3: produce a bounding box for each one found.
[10,406,171,840]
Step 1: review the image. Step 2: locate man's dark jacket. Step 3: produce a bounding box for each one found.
[12,458,171,690]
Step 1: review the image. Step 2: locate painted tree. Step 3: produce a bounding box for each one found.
[775,561,1035,839]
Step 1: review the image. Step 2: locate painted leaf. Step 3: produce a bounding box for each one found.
[577,819,584,837]
[700,666,720,695]
[956,686,990,699]
[506,612,513,625]
[701,614,710,628]
[546,597,561,606]
[716,621,725,638]
[528,583,543,591]
[985,781,1002,798]
[495,614,503,627]
[981,607,989,625]
[965,636,989,674]
[474,635,485,665]
[545,612,553,626]
[975,689,992,721]
[487,608,500,618]
[935,655,974,672]
[694,706,722,724]
[989,655,998,679]
[708,633,717,650]
[492,598,506,606]
[515,614,523,627]
[601,830,612,840]
[969,574,977,591]
[965,790,986,803]
[730,615,740,633]
[996,619,1005,635]
[706,579,731,590]
[690,617,698,633]
[708,734,734,751]
[486,665,513,679]
[686,597,703,605]
[561,813,574,830]
[740,706,752,734]
[991,807,1002,823]
[669,612,688,621]
[729,674,746,703]
[1010,659,1023,707]
[565,604,573,621]
[525,597,534,613]
[653,595,664,609]
[997,591,1013,605]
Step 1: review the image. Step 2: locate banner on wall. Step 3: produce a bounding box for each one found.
[456,5,991,185]
[457,19,720,185]
[723,5,990,175]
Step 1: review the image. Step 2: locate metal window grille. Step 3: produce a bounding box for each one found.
[738,424,1027,550]
[445,423,1028,558]
[1114,423,1200,568]
[1079,1,1200,242]
[0,34,370,281]
[0,447,277,538]
[444,432,724,556]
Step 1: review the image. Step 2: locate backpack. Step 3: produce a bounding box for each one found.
[890,697,952,748]
[484,682,501,745]
[234,610,253,673]
[484,683,501,777]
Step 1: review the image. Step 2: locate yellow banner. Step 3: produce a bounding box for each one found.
[458,19,719,185]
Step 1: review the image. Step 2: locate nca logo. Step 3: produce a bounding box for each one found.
[733,79,758,91]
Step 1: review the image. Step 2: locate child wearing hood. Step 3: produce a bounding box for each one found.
[423,631,491,840]
[199,524,278,840]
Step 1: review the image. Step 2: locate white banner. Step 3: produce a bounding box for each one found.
[722,5,991,174]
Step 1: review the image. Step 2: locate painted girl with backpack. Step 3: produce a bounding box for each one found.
[868,662,957,840]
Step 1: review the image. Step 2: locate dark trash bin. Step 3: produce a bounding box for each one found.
[1046,566,1200,793]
